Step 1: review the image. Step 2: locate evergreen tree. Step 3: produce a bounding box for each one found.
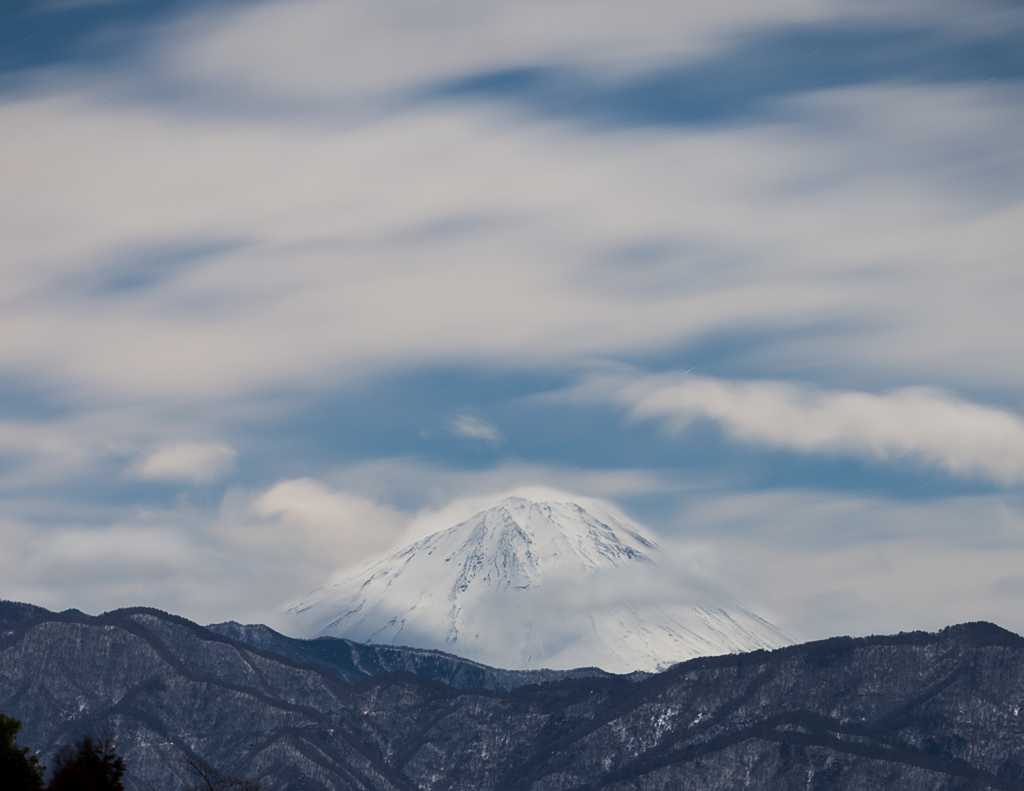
[47,734,125,791]
[0,712,44,791]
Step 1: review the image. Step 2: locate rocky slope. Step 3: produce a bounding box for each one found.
[5,601,1024,790]
[287,496,788,672]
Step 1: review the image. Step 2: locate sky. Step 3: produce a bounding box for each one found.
[0,0,1023,645]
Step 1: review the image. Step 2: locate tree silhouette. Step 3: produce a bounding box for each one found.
[0,712,44,791]
[47,734,125,791]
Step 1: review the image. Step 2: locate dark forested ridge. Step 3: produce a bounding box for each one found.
[4,601,1024,791]
[205,620,641,692]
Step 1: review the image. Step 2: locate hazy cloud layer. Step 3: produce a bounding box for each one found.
[3,474,1023,643]
[669,488,1024,640]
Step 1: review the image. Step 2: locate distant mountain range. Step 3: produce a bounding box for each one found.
[5,601,1024,790]
[287,496,789,672]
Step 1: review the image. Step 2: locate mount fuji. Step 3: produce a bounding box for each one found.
[286,496,789,673]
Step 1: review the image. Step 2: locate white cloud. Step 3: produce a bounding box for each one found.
[578,372,1024,485]
[132,441,237,483]
[449,414,502,444]
[246,477,407,570]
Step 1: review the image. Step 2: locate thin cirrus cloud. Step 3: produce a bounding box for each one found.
[577,373,1024,485]
[132,441,237,484]
[449,414,502,445]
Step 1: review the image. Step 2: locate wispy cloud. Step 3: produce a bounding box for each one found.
[131,441,237,484]
[571,372,1024,485]
[449,414,502,444]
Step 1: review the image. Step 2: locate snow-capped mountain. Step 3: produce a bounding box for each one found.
[286,496,789,673]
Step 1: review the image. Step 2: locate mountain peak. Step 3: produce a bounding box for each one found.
[424,496,660,584]
[286,495,788,672]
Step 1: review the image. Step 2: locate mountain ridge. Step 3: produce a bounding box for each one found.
[0,599,634,692]
[6,601,1024,789]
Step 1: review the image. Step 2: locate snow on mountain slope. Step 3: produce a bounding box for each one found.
[286,496,789,673]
